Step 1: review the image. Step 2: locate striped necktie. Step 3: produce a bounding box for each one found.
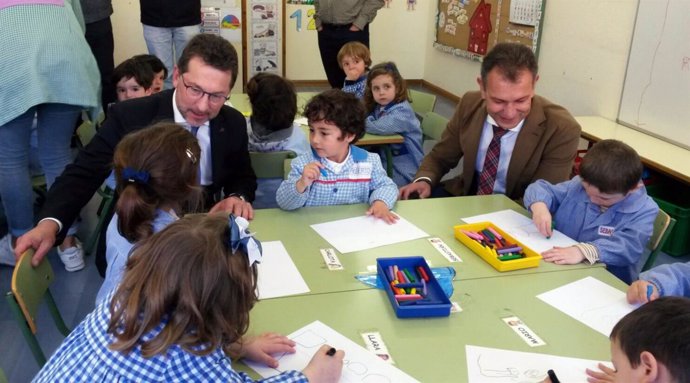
[477,125,508,195]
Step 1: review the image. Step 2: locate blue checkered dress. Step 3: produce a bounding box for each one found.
[276,146,398,210]
[365,101,423,186]
[342,75,367,99]
[33,297,308,382]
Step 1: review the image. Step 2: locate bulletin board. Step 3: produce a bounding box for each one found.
[434,0,546,61]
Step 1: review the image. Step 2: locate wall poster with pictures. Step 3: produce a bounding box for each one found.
[247,0,284,78]
[434,0,545,61]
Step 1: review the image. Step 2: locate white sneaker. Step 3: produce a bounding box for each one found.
[0,234,16,267]
[57,238,85,272]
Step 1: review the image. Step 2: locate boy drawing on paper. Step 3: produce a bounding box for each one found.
[338,41,371,99]
[276,89,399,224]
[585,296,690,383]
[523,139,658,284]
[627,261,690,304]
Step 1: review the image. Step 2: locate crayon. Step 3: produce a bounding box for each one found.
[395,282,424,289]
[646,284,653,301]
[416,266,430,282]
[395,294,423,301]
[319,168,328,177]
[498,254,523,261]
[461,229,483,241]
[487,226,503,240]
[403,268,416,283]
[497,246,522,254]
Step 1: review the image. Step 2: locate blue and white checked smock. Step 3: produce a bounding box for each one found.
[365,101,423,186]
[33,295,308,382]
[641,261,690,298]
[523,176,658,283]
[0,0,100,126]
[342,75,367,99]
[276,146,398,210]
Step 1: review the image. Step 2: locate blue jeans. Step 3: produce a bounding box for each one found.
[0,104,81,237]
[143,24,200,90]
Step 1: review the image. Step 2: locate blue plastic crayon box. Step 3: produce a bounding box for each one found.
[376,256,451,318]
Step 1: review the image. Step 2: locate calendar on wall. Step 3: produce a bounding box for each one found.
[434,0,546,61]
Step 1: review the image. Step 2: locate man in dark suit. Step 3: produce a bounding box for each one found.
[399,43,581,201]
[16,34,257,270]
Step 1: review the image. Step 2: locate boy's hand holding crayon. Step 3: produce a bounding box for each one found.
[627,280,659,305]
[296,162,325,193]
[529,202,554,238]
[366,200,399,224]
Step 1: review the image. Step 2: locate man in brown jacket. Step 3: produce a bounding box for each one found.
[399,43,581,201]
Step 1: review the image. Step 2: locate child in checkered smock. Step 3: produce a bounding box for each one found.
[34,214,345,382]
[277,90,399,224]
[364,62,423,186]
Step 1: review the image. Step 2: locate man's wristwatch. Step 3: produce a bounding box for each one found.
[228,193,246,202]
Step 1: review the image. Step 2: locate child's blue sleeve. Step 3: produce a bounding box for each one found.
[367,153,398,209]
[365,103,419,136]
[641,261,690,298]
[276,155,310,210]
[523,178,572,212]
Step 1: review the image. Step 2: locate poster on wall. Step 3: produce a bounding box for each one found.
[200,4,242,42]
[248,0,283,77]
[434,0,545,61]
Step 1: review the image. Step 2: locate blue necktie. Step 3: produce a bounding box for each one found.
[190,126,199,137]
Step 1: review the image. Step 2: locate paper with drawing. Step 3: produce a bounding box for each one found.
[537,276,634,336]
[466,345,610,382]
[461,209,577,253]
[311,215,428,253]
[246,320,420,382]
[257,241,310,299]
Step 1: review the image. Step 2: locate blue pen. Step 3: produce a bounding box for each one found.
[646,284,653,301]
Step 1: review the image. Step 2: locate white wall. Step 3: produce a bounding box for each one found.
[112,1,638,120]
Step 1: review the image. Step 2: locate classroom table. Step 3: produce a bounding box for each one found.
[229,92,405,176]
[238,267,622,382]
[575,116,690,184]
[251,195,605,296]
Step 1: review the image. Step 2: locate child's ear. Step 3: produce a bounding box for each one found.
[639,351,659,381]
[144,88,153,96]
[343,133,356,144]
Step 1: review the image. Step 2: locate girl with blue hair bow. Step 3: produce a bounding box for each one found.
[36,213,345,381]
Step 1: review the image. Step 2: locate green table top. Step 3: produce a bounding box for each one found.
[251,195,603,296]
[238,267,622,382]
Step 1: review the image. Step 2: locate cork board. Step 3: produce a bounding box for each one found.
[434,0,545,61]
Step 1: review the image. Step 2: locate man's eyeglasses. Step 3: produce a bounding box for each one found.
[180,75,229,105]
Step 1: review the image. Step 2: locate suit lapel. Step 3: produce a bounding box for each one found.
[462,108,487,194]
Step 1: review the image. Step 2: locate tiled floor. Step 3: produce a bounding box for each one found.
[2,87,688,382]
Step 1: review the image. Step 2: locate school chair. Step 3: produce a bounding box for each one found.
[250,151,297,180]
[76,120,116,255]
[5,250,70,367]
[641,209,676,272]
[409,89,437,120]
[421,112,449,142]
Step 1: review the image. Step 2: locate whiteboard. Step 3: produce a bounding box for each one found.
[618,0,690,150]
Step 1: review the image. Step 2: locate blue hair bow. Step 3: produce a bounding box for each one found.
[122,167,150,184]
[228,214,262,266]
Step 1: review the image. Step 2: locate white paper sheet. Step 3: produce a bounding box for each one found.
[256,241,310,299]
[246,320,420,382]
[310,215,428,253]
[466,345,610,383]
[461,209,578,253]
[537,276,635,337]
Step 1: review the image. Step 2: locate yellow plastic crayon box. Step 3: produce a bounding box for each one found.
[453,222,541,272]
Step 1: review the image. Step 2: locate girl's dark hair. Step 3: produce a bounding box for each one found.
[114,122,202,242]
[108,213,259,357]
[246,73,297,132]
[112,58,154,89]
[303,89,366,144]
[364,61,410,114]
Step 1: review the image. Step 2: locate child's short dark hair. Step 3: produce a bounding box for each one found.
[303,89,366,143]
[108,213,258,357]
[611,296,690,382]
[480,43,538,86]
[364,61,410,113]
[132,54,168,79]
[579,139,643,194]
[178,33,238,89]
[114,123,202,242]
[337,41,372,69]
[246,72,297,132]
[112,58,154,89]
